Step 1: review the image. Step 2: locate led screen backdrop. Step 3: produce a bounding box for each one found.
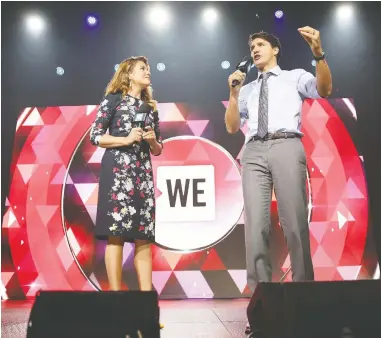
[1,98,373,299]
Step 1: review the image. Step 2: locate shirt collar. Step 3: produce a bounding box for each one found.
[256,65,282,80]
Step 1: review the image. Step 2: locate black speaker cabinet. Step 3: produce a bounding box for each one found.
[26,290,160,338]
[247,280,381,338]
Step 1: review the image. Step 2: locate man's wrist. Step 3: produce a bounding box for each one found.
[312,48,324,58]
[229,92,239,100]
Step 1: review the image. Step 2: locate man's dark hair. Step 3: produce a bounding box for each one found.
[248,32,282,62]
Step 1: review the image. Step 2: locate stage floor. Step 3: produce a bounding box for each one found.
[1,299,250,337]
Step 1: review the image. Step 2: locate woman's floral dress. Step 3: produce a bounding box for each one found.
[89,93,162,243]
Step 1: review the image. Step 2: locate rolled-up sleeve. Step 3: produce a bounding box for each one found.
[238,88,249,128]
[297,70,322,99]
[89,95,114,146]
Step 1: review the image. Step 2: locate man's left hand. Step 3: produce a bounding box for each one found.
[298,26,323,57]
[143,126,157,145]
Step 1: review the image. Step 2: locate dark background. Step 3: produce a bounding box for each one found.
[2,1,381,266]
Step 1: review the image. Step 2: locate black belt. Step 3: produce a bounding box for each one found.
[250,132,301,142]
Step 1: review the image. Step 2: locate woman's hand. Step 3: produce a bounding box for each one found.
[143,126,162,155]
[142,126,157,145]
[125,127,143,145]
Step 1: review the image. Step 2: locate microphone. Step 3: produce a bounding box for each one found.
[232,56,254,88]
[132,103,152,129]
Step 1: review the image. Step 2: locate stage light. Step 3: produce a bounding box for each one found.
[56,67,64,76]
[336,4,354,20]
[24,14,45,36]
[157,63,166,71]
[147,5,170,29]
[86,15,98,27]
[202,7,218,23]
[114,64,119,72]
[275,10,283,19]
[221,61,230,69]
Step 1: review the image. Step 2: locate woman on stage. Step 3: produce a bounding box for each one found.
[89,56,163,296]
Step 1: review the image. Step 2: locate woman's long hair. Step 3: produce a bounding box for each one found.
[105,56,157,110]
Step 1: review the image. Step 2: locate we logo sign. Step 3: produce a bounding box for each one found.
[152,136,243,252]
[156,165,215,222]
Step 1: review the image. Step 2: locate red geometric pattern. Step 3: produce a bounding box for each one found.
[1,98,370,299]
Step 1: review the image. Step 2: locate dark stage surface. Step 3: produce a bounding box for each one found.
[1,299,250,338]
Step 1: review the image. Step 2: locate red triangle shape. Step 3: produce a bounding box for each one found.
[160,272,188,298]
[341,222,365,264]
[174,251,207,271]
[40,106,62,125]
[23,108,44,126]
[201,248,226,271]
[187,120,209,137]
[307,100,328,119]
[310,178,325,200]
[2,208,20,228]
[343,178,365,199]
[309,222,328,244]
[221,101,229,109]
[60,106,82,123]
[242,284,252,296]
[224,163,241,181]
[314,267,336,281]
[87,186,99,205]
[152,248,172,271]
[313,246,334,267]
[338,245,361,266]
[337,265,361,280]
[332,270,344,281]
[36,205,59,227]
[1,272,14,287]
[185,141,211,162]
[155,185,163,199]
[17,164,36,184]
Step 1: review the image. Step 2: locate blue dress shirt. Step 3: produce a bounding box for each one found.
[238,66,322,144]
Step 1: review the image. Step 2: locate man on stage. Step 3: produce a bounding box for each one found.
[224,27,332,335]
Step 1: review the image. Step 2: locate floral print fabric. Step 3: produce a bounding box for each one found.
[90,93,162,243]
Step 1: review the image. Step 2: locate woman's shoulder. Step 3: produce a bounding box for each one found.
[104,90,123,100]
[102,91,124,108]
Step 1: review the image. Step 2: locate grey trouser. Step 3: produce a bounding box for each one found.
[241,137,314,292]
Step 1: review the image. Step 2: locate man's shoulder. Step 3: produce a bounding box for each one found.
[280,68,309,76]
[279,68,315,83]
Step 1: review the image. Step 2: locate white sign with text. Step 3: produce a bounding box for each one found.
[156,165,215,222]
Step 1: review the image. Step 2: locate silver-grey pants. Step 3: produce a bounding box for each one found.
[241,137,314,292]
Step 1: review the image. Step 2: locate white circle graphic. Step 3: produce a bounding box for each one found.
[152,136,244,252]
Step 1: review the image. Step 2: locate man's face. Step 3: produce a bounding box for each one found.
[250,38,278,69]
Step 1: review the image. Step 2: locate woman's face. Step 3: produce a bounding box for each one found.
[129,60,151,88]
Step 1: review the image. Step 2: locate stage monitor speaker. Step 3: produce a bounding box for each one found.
[26,290,160,338]
[247,280,381,338]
